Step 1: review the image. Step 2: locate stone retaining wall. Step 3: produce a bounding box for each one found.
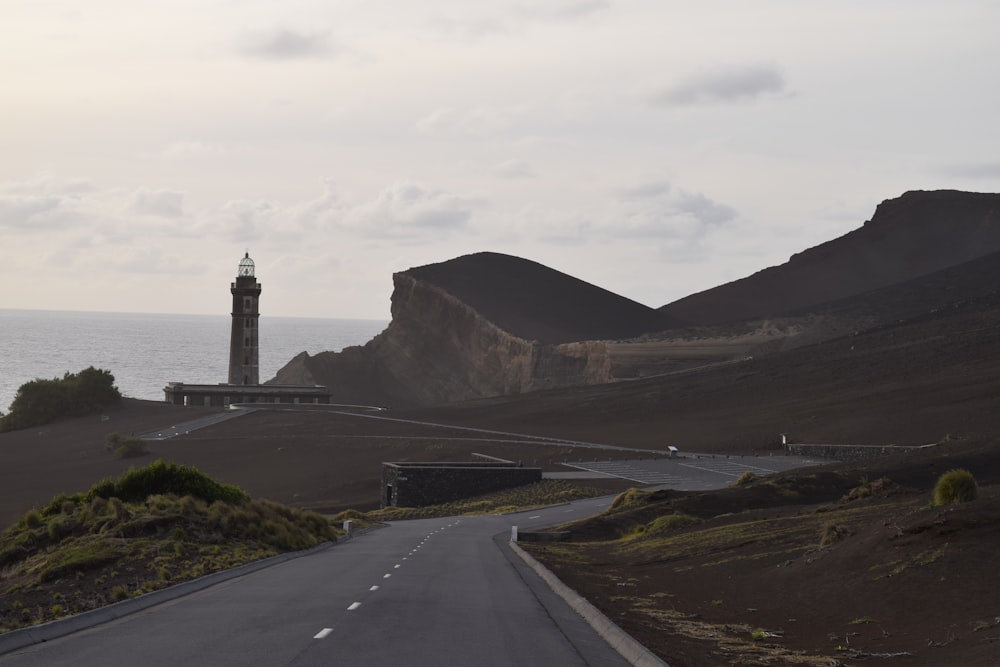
[784,443,935,461]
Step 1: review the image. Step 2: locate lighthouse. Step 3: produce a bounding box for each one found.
[228,252,261,385]
[164,252,330,406]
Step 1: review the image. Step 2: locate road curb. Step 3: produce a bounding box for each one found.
[0,534,363,656]
[509,541,670,667]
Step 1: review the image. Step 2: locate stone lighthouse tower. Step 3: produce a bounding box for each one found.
[228,252,261,385]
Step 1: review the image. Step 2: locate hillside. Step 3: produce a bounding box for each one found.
[272,190,1000,408]
[405,252,666,344]
[659,189,1000,325]
[269,253,660,406]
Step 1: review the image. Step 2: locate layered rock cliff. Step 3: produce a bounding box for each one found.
[270,253,639,407]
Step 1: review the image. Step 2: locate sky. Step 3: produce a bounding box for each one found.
[2,1,998,320]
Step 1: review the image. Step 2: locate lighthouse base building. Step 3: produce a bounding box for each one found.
[164,253,331,408]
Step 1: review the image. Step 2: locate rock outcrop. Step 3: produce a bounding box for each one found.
[271,190,1000,407]
[269,253,654,407]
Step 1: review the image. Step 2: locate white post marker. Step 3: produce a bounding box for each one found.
[511,525,518,542]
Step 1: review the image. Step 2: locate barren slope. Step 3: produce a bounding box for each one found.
[660,190,1000,325]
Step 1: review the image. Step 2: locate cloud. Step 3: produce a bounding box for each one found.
[343,182,483,239]
[211,199,280,242]
[0,176,98,232]
[235,27,337,60]
[494,159,536,179]
[652,64,787,106]
[610,182,736,239]
[130,189,184,218]
[618,180,672,199]
[0,195,67,231]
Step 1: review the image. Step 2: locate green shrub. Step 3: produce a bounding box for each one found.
[106,433,149,459]
[734,471,759,486]
[933,469,978,505]
[1,367,121,432]
[47,518,65,542]
[86,460,250,505]
[646,513,699,534]
[609,488,652,511]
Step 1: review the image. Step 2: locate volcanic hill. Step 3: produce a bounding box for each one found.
[273,189,1000,408]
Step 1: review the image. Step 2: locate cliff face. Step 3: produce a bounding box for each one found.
[270,270,615,407]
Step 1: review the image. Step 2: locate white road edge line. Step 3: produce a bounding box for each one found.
[314,628,333,639]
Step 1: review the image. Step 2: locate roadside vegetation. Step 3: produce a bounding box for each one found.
[932,468,978,505]
[105,433,149,459]
[0,367,121,432]
[0,461,340,633]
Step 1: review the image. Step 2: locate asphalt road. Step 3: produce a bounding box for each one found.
[1,497,631,667]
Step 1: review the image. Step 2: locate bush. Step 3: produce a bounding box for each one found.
[734,471,759,486]
[609,488,652,511]
[106,433,148,459]
[1,367,121,432]
[86,460,250,505]
[933,469,978,505]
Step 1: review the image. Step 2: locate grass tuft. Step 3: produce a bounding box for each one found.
[932,469,978,505]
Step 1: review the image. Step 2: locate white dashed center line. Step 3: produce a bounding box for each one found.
[314,628,333,639]
[347,602,362,611]
[383,573,392,579]
[369,585,379,591]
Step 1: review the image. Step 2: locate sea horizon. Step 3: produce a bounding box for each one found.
[0,309,388,413]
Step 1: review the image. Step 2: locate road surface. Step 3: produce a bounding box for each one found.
[2,497,632,667]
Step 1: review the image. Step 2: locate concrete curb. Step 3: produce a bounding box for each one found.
[509,541,670,667]
[0,531,373,657]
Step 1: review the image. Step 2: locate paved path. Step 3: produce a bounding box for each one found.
[0,498,634,667]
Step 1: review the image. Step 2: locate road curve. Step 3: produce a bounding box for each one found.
[1,497,633,667]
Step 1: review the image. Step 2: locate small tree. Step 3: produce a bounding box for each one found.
[0,367,121,432]
[933,468,978,505]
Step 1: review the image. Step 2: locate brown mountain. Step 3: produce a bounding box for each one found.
[406,252,666,344]
[272,189,1000,408]
[659,189,1000,325]
[270,253,665,406]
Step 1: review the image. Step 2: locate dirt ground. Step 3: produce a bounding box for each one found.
[526,441,1000,666]
[2,290,1000,663]
[0,400,642,530]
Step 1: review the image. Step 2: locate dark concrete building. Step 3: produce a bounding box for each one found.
[381,456,542,508]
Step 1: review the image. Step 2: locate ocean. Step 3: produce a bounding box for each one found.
[0,309,388,414]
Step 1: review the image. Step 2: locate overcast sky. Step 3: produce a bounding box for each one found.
[2,1,998,320]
